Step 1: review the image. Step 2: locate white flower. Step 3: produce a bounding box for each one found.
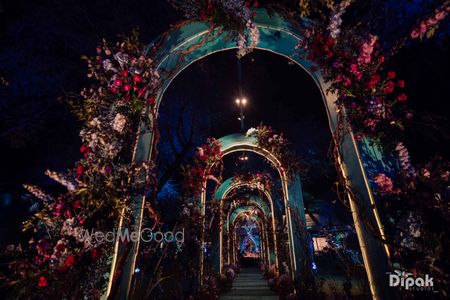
[45,170,77,192]
[246,127,257,137]
[113,52,129,68]
[23,184,54,202]
[89,117,101,127]
[102,59,116,72]
[112,113,127,133]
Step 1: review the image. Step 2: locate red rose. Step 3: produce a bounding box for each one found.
[56,243,65,252]
[113,79,122,86]
[38,276,47,287]
[72,200,82,209]
[80,145,88,153]
[133,75,141,82]
[367,74,381,89]
[397,80,405,88]
[397,93,408,102]
[254,1,259,7]
[384,81,395,94]
[309,66,317,73]
[123,84,131,92]
[245,1,250,7]
[121,70,128,77]
[65,255,75,268]
[326,37,335,46]
[111,87,117,93]
[76,165,84,176]
[147,96,155,106]
[387,71,396,79]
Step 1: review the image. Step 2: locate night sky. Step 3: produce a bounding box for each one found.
[0,0,449,246]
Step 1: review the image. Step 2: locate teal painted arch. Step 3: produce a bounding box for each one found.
[115,8,395,300]
[151,9,338,133]
[225,195,271,229]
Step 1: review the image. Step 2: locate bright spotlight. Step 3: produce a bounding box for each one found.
[242,98,247,105]
[235,98,240,104]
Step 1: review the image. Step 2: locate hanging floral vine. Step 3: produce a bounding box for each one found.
[2,32,161,298]
[232,171,272,194]
[169,0,260,57]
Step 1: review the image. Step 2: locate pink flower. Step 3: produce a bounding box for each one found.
[76,166,84,176]
[123,84,131,92]
[410,29,420,39]
[342,77,352,87]
[420,22,428,34]
[374,174,399,194]
[435,11,447,21]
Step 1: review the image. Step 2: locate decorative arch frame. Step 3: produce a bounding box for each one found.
[214,177,279,271]
[229,205,270,266]
[112,8,392,300]
[200,133,305,282]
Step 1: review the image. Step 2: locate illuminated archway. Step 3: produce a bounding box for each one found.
[214,177,279,272]
[200,133,306,282]
[229,205,270,267]
[113,8,392,300]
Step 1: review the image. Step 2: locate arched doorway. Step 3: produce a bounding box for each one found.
[113,8,391,300]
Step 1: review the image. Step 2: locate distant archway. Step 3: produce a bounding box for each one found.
[215,177,278,271]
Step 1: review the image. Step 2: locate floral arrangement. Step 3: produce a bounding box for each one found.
[232,171,272,193]
[1,33,161,298]
[298,24,409,144]
[183,138,223,196]
[410,4,450,39]
[295,1,450,295]
[169,0,260,57]
[246,125,302,177]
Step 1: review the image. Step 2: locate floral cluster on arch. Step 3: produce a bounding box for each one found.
[4,33,161,297]
[232,171,272,194]
[183,138,223,196]
[246,125,303,178]
[296,1,450,293]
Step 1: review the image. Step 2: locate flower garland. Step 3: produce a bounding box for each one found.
[2,33,161,298]
[246,125,303,178]
[232,171,272,193]
[183,138,223,196]
[169,0,260,58]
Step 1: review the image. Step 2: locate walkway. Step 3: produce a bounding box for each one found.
[220,267,278,300]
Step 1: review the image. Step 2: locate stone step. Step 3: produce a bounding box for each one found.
[220,268,278,300]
